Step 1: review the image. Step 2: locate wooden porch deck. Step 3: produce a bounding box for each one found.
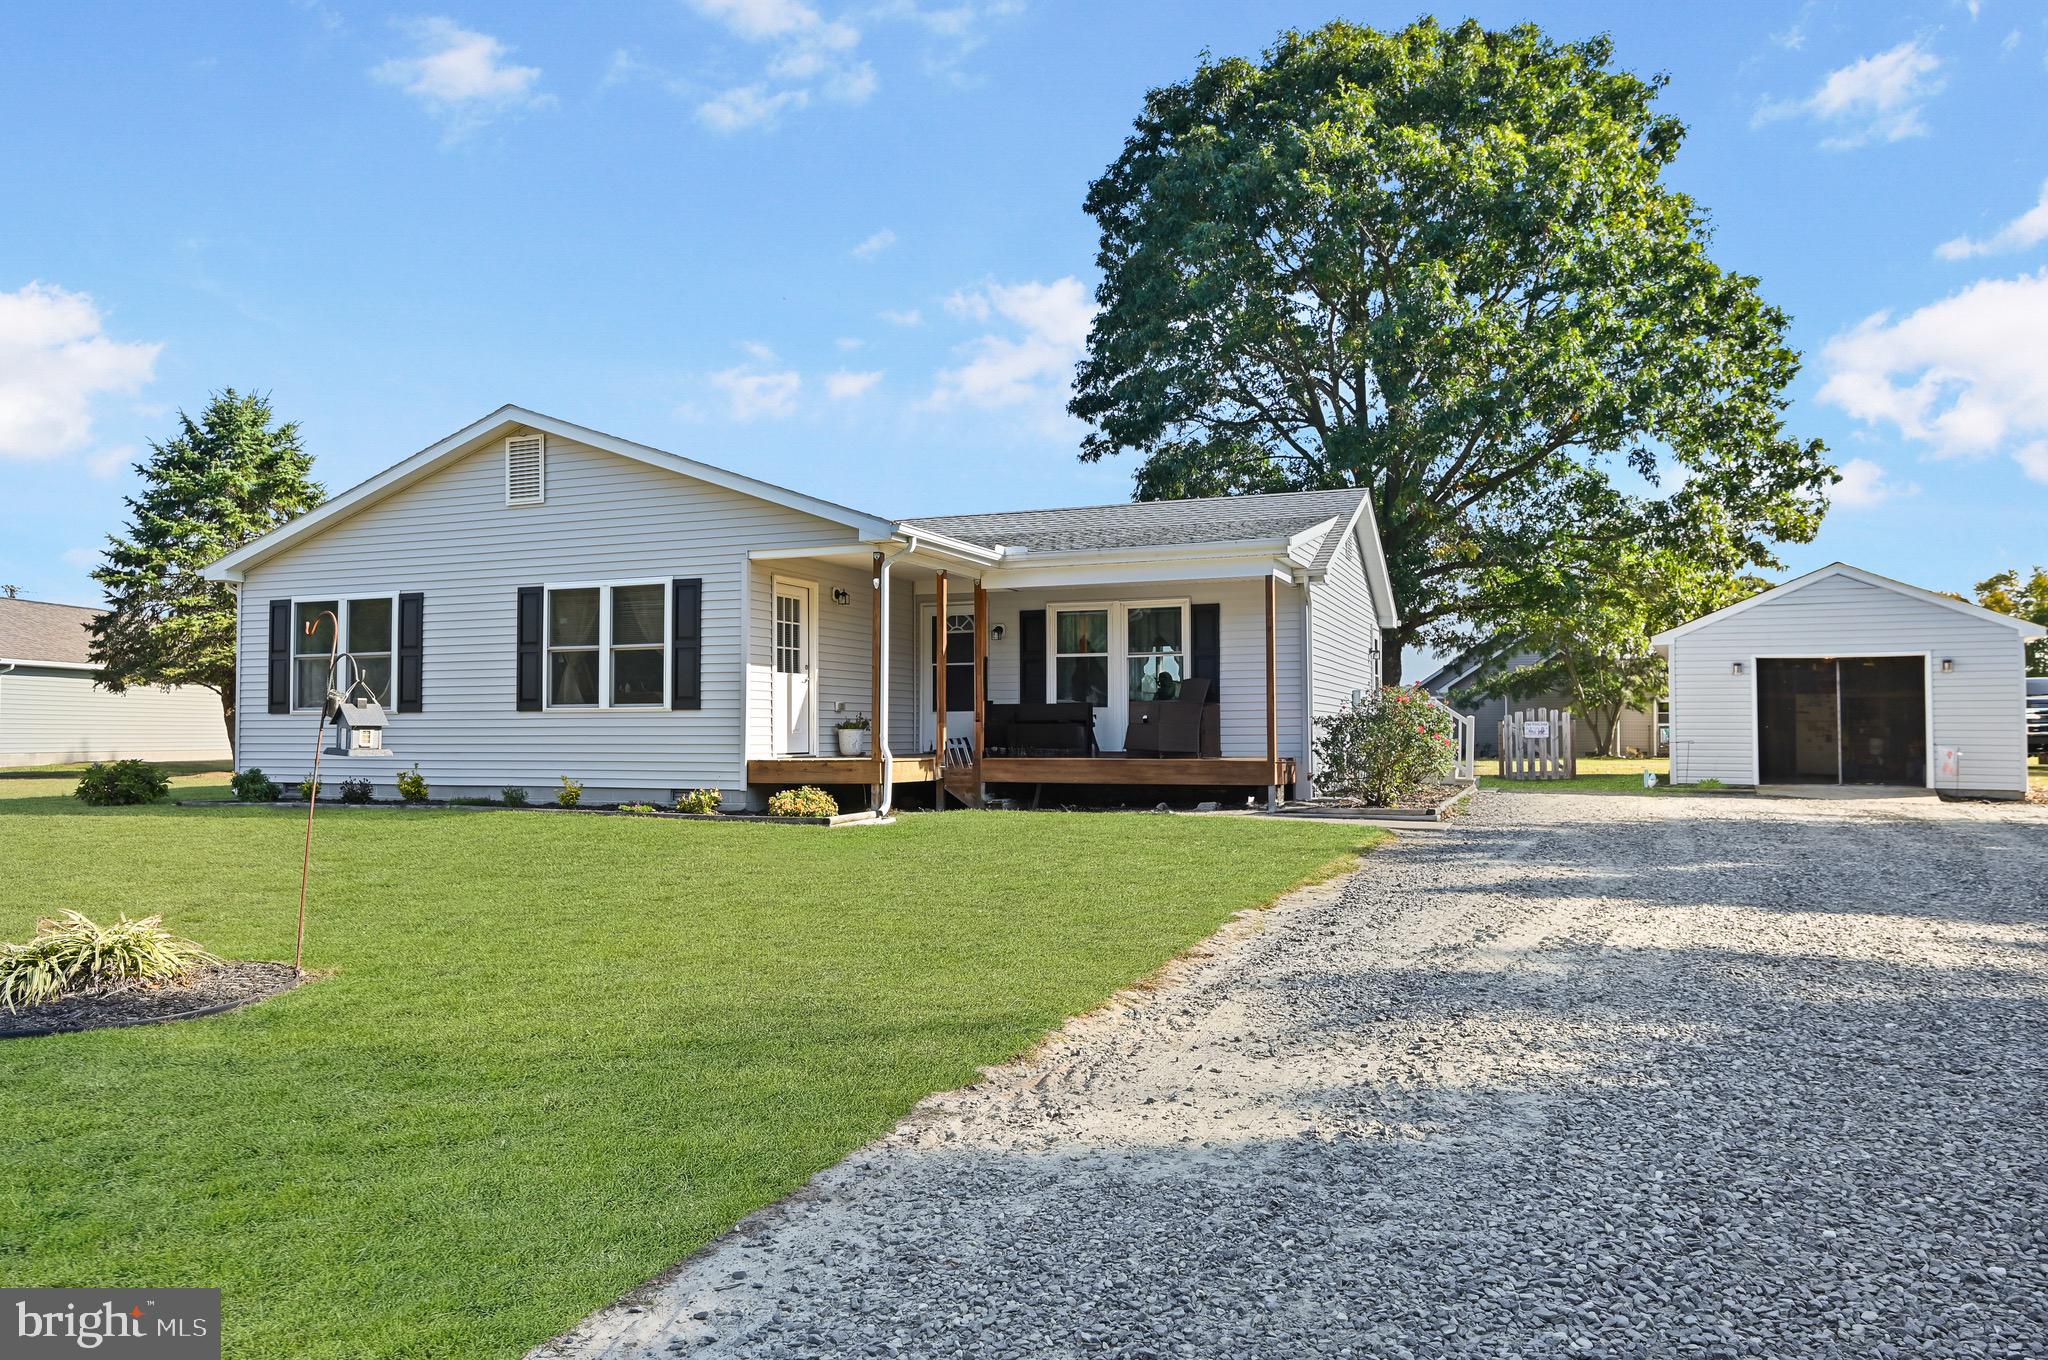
[747,753,1295,789]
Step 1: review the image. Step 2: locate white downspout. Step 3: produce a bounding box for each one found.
[875,536,917,815]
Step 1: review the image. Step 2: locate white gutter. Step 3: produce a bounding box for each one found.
[874,535,918,815]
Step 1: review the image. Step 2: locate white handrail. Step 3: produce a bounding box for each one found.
[1422,693,1476,780]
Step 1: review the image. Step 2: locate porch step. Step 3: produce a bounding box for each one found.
[941,766,984,809]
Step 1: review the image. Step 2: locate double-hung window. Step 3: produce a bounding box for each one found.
[1052,608,1110,706]
[546,581,668,709]
[1124,603,1187,701]
[294,596,396,709]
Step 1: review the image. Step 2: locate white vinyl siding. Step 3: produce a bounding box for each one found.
[1305,527,1383,790]
[235,430,871,801]
[1667,572,2031,796]
[0,666,229,766]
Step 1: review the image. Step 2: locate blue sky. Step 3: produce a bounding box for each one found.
[3,0,2045,664]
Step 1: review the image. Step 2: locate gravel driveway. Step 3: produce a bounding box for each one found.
[540,791,2048,1359]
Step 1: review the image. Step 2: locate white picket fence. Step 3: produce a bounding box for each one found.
[1498,708,1576,780]
[1423,693,1476,781]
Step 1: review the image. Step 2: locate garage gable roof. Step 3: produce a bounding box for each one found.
[1652,562,2048,645]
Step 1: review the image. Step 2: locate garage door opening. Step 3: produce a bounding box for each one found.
[1758,657,1925,786]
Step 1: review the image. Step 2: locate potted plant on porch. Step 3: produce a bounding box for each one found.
[836,714,871,757]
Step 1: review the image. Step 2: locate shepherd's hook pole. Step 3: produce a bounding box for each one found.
[295,611,339,976]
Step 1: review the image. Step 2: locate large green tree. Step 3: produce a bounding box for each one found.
[1454,535,1762,755]
[1071,18,1833,680]
[89,390,324,755]
[1975,567,2048,674]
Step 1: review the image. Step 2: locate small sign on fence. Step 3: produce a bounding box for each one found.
[1498,708,1576,781]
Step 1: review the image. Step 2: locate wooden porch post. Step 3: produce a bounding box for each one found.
[973,578,987,799]
[934,570,949,768]
[871,551,885,802]
[1265,572,1280,810]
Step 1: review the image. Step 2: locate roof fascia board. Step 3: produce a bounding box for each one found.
[0,657,99,672]
[980,556,1294,592]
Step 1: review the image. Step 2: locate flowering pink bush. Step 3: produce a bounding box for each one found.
[1312,686,1459,805]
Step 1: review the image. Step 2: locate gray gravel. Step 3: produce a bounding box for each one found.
[539,791,2048,1360]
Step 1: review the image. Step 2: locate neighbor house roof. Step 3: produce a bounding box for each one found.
[0,597,99,669]
[1652,562,2048,647]
[902,488,1369,554]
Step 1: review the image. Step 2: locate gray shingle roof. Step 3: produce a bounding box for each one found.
[0,598,99,666]
[901,487,1367,554]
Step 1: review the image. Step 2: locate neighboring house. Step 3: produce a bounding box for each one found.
[1420,645,1662,759]
[0,597,230,767]
[1653,562,2046,799]
[202,406,1398,808]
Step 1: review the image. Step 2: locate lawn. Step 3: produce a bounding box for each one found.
[0,769,1379,1360]
[1477,753,1682,795]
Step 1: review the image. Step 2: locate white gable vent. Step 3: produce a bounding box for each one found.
[505,434,545,505]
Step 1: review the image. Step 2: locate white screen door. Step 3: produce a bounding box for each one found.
[772,580,815,754]
[919,602,976,754]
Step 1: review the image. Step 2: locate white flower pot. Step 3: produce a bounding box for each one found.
[837,728,867,756]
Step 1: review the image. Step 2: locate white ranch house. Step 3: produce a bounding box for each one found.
[204,407,1401,809]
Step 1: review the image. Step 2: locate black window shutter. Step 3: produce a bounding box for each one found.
[268,600,292,713]
[1019,609,1046,703]
[1190,602,1221,698]
[516,586,543,711]
[671,578,702,710]
[397,592,424,713]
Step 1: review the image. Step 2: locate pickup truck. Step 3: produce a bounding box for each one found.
[2029,677,2048,757]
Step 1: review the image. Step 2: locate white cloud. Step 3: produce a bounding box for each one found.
[851,228,896,261]
[60,546,99,570]
[86,445,137,481]
[835,336,866,350]
[372,18,551,139]
[709,364,801,420]
[688,0,871,132]
[2016,442,2048,484]
[1831,456,1918,508]
[1755,39,1944,148]
[0,283,159,462]
[738,339,780,362]
[927,276,1094,426]
[1818,270,2048,483]
[824,369,882,400]
[1937,180,2048,260]
[879,307,923,327]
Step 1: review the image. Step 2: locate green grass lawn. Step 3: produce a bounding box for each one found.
[0,768,1379,1359]
[1477,753,1685,795]
[2031,757,2046,793]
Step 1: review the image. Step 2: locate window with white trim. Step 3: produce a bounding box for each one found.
[546,582,668,709]
[1052,607,1109,706]
[294,596,396,709]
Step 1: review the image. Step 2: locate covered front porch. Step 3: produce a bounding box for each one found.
[744,535,1301,809]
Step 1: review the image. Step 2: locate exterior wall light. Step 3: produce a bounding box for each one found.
[1940,657,1955,672]
[1730,661,1745,676]
[989,623,1006,643]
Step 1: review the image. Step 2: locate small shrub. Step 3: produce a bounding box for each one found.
[298,775,319,801]
[500,785,530,807]
[230,767,281,802]
[556,776,583,808]
[675,788,722,815]
[395,763,430,804]
[1312,687,1458,807]
[73,760,172,807]
[618,802,661,815]
[339,777,374,805]
[766,785,838,818]
[1695,778,1727,790]
[0,911,216,1011]
[836,714,870,731]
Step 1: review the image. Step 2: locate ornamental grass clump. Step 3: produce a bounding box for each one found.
[1312,686,1459,807]
[0,911,217,1011]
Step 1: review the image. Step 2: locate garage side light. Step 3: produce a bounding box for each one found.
[1730,661,1745,676]
[1940,657,1955,672]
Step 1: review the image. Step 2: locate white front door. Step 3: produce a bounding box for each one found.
[772,580,815,754]
[919,601,977,754]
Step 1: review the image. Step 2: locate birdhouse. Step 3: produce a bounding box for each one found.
[329,695,390,756]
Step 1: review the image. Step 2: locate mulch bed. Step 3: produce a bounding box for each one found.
[1315,782,1470,811]
[0,961,304,1039]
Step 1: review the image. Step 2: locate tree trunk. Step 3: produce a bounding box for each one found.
[218,675,236,764]
[1588,704,1621,757]
[1379,625,1406,687]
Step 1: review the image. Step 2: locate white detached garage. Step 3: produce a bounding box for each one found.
[1654,563,2044,799]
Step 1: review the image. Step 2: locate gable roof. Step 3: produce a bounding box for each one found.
[206,405,901,580]
[903,488,1367,554]
[0,597,99,668]
[1652,562,2048,646]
